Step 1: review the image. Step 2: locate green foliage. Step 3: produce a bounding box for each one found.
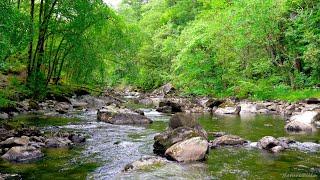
[115,0,320,100]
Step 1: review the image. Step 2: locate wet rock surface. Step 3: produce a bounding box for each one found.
[165,137,208,162]
[209,135,246,148]
[123,156,167,172]
[97,109,152,125]
[1,146,43,162]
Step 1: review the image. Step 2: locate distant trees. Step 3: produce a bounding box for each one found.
[117,0,320,98]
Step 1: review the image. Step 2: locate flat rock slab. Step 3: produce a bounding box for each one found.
[210,135,245,148]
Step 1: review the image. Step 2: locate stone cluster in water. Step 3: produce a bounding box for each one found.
[0,127,85,162]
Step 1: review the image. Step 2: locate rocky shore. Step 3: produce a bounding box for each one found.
[0,84,319,176]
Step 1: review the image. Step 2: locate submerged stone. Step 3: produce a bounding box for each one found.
[209,135,246,148]
[123,156,167,172]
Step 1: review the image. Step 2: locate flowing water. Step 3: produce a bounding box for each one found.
[1,109,320,179]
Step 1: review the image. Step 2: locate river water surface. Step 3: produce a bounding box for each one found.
[1,108,319,179]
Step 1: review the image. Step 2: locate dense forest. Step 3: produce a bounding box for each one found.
[1,0,320,106]
[1,1,320,179]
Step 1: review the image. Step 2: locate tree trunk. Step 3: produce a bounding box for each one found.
[27,0,35,79]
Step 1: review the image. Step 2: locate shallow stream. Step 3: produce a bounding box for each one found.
[1,109,319,179]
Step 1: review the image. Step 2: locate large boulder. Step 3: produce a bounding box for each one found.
[165,137,208,162]
[45,137,72,148]
[123,156,167,172]
[302,98,320,104]
[214,106,241,115]
[289,111,320,125]
[156,100,182,113]
[99,112,152,125]
[55,102,71,114]
[0,128,15,141]
[168,113,198,129]
[1,146,43,162]
[240,103,257,114]
[153,127,207,155]
[209,135,246,148]
[0,113,9,120]
[68,134,86,144]
[151,83,175,97]
[0,136,29,148]
[285,120,313,132]
[257,136,279,150]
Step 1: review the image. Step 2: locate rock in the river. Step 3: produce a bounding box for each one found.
[271,145,284,153]
[153,127,207,155]
[151,83,175,97]
[55,102,71,114]
[0,136,29,148]
[285,120,313,132]
[0,113,9,120]
[45,137,72,148]
[257,136,279,150]
[156,100,182,113]
[240,103,257,114]
[168,113,198,129]
[0,128,15,141]
[302,98,320,104]
[28,100,40,110]
[288,142,320,152]
[97,108,152,125]
[97,109,113,121]
[165,137,208,162]
[209,135,246,148]
[72,102,88,109]
[68,134,86,144]
[0,173,21,180]
[123,156,167,172]
[289,111,320,125]
[214,106,241,115]
[1,146,43,162]
[107,113,152,125]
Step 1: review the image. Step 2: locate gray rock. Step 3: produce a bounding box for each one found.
[123,156,167,172]
[214,106,241,115]
[0,113,9,120]
[271,145,284,153]
[45,137,72,148]
[0,128,15,141]
[285,120,313,132]
[209,135,246,148]
[257,136,279,150]
[157,100,182,113]
[55,102,71,114]
[0,136,29,148]
[153,127,207,155]
[168,113,198,130]
[289,111,320,125]
[288,142,320,152]
[1,146,43,162]
[72,102,88,109]
[165,137,208,162]
[99,112,152,125]
[68,134,86,144]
